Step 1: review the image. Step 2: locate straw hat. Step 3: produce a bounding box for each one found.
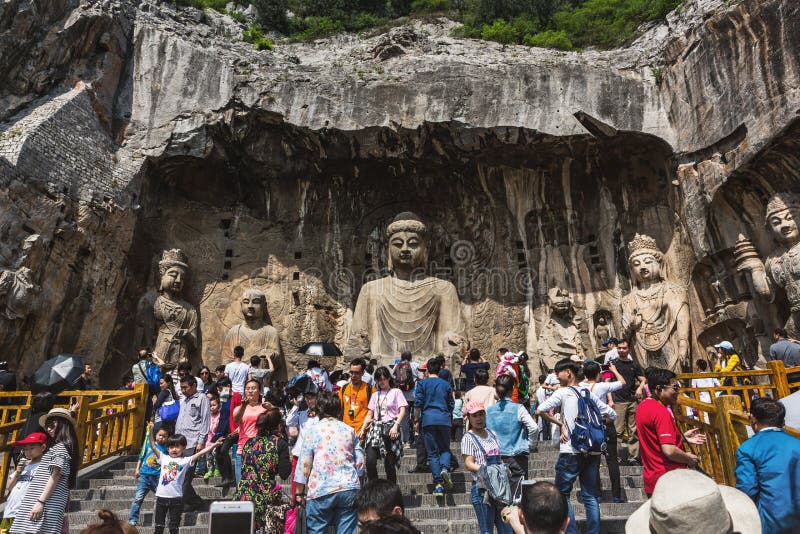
[625,470,761,534]
[39,407,77,431]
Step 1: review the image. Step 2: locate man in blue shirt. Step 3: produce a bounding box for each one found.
[460,349,490,391]
[736,397,800,534]
[415,357,455,497]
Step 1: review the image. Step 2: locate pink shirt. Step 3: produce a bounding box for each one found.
[206,412,220,447]
[367,388,408,422]
[238,403,267,448]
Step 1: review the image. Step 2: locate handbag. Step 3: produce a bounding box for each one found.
[159,399,180,422]
[293,504,307,534]
[468,430,512,506]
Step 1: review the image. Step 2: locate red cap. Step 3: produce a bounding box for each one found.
[12,432,47,447]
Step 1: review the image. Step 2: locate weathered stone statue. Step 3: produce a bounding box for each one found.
[222,288,280,364]
[135,249,198,367]
[347,212,465,365]
[736,192,800,337]
[0,267,37,321]
[594,314,611,353]
[621,234,690,371]
[539,287,585,371]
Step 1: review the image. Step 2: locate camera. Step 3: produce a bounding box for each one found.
[601,364,610,371]
[348,409,355,418]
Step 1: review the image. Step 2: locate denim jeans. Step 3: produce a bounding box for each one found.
[422,425,451,484]
[306,489,358,534]
[234,448,242,483]
[128,473,158,524]
[554,453,601,534]
[471,481,512,534]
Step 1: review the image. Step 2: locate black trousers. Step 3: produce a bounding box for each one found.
[604,420,622,500]
[501,452,529,496]
[181,447,203,507]
[217,434,236,483]
[366,442,398,483]
[154,496,183,534]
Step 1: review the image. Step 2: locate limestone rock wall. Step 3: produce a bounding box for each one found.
[0,0,798,382]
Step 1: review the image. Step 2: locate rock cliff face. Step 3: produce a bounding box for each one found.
[0,0,798,383]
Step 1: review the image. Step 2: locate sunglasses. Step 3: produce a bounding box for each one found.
[659,384,680,392]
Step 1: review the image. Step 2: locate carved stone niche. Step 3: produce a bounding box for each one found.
[592,309,615,355]
[692,250,751,321]
[696,319,760,369]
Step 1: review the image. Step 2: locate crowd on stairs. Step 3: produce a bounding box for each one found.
[2,339,800,534]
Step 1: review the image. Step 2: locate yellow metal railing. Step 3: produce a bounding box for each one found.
[0,384,148,502]
[675,361,800,486]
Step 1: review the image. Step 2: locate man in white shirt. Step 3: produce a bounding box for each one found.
[170,362,204,401]
[579,360,626,503]
[225,346,251,395]
[536,358,616,534]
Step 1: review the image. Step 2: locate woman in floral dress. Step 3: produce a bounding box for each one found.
[233,407,291,533]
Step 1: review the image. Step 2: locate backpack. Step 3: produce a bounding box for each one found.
[517,366,530,399]
[139,361,162,392]
[566,386,607,455]
[158,399,180,422]
[394,362,415,392]
[467,430,512,506]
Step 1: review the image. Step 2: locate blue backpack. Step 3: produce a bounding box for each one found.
[567,386,607,455]
[139,361,162,391]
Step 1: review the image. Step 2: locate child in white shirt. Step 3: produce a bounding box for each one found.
[148,424,222,534]
[2,432,47,534]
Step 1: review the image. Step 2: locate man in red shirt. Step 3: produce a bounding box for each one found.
[636,367,706,496]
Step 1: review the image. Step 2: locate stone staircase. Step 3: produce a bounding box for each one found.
[66,440,644,533]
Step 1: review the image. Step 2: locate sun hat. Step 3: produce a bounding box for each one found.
[11,431,47,447]
[419,362,428,371]
[625,470,761,534]
[714,341,735,351]
[463,400,486,416]
[39,407,77,431]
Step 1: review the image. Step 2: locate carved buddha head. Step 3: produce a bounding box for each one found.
[548,287,573,316]
[386,212,430,272]
[158,249,189,296]
[766,193,800,245]
[240,288,267,322]
[627,234,664,284]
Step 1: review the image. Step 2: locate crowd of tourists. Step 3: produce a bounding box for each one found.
[2,334,800,534]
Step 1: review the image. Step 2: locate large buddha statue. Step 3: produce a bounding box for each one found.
[135,249,198,367]
[347,212,466,365]
[621,234,690,371]
[222,288,280,363]
[736,193,800,337]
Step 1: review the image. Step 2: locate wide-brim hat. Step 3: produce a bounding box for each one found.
[39,408,77,431]
[625,470,760,534]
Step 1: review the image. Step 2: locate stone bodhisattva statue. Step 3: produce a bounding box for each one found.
[222,288,280,363]
[539,287,585,371]
[622,234,690,371]
[736,193,800,338]
[347,212,466,365]
[136,249,198,367]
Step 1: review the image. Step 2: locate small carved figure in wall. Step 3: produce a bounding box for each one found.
[0,267,38,321]
[594,314,612,353]
[222,288,280,366]
[736,193,800,338]
[539,287,585,372]
[621,234,690,371]
[346,212,466,366]
[135,249,198,368]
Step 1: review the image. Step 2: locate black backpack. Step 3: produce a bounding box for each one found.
[394,362,415,392]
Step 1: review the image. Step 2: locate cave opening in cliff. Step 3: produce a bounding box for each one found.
[101,118,677,380]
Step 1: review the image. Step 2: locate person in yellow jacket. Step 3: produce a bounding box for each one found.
[713,341,751,386]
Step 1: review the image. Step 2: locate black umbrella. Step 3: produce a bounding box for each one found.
[32,354,85,394]
[286,374,320,396]
[297,342,342,357]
